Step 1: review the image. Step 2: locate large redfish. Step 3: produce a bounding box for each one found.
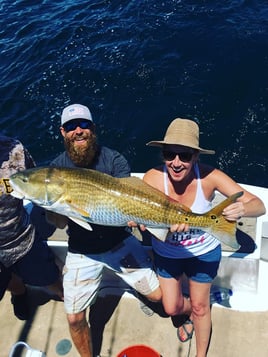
[9,166,242,249]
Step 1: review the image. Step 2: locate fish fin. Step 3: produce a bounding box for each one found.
[120,177,193,213]
[119,176,144,184]
[119,176,153,189]
[146,227,169,242]
[173,201,193,213]
[10,190,24,199]
[69,217,93,231]
[119,176,175,196]
[66,200,91,218]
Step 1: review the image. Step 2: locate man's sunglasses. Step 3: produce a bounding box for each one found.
[162,150,194,162]
[63,119,93,133]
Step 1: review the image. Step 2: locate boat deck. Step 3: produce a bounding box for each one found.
[2,276,268,357]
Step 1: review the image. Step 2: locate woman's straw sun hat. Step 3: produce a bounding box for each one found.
[146,118,215,155]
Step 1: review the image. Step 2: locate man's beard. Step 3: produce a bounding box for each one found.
[64,134,98,167]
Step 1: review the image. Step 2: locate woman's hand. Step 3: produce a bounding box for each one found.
[170,223,190,232]
[222,202,245,221]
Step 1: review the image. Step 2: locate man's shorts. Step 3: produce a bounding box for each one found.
[154,245,221,283]
[63,235,159,314]
[12,238,60,286]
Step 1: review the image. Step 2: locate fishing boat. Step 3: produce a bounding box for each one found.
[2,175,268,357]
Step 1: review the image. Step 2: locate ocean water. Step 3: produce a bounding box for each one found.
[0,0,267,187]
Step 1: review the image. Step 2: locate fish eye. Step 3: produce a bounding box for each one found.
[22,177,28,183]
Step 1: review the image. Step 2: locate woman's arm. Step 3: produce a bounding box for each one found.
[209,169,266,220]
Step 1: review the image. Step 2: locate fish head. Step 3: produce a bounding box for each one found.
[10,167,66,207]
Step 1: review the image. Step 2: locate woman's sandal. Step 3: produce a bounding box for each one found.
[177,318,194,342]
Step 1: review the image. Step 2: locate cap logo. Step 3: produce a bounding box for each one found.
[68,107,85,117]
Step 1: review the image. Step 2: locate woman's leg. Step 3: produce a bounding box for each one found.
[159,275,191,316]
[189,279,212,357]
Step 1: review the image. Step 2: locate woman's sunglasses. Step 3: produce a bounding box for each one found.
[162,150,194,162]
[63,119,93,133]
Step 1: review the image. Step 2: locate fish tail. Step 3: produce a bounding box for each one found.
[209,215,240,249]
[209,191,244,216]
[205,191,243,250]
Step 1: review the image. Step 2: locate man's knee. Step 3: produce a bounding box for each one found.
[145,287,162,302]
[67,311,88,330]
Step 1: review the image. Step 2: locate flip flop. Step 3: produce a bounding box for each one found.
[177,319,194,343]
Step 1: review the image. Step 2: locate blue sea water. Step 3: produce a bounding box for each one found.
[0,0,267,187]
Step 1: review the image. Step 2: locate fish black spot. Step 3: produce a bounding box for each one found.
[184,217,189,222]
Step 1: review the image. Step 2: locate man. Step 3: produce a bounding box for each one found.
[0,135,63,320]
[47,104,161,357]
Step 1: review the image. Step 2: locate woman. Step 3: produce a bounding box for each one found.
[143,118,265,357]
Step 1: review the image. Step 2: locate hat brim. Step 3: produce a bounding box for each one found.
[146,141,215,155]
[61,117,93,126]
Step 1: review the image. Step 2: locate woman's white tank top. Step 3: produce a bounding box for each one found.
[151,163,220,258]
